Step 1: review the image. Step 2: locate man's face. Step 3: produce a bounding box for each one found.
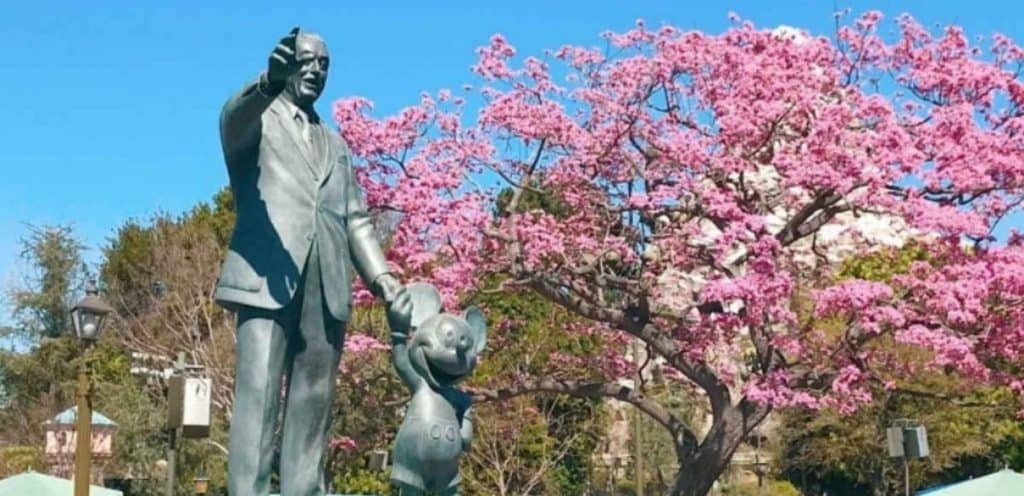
[284,35,329,107]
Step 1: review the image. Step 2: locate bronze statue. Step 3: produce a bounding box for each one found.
[390,283,486,495]
[215,27,411,496]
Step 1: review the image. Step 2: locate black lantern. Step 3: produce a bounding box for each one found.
[71,281,114,342]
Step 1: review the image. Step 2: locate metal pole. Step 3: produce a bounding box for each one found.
[74,363,92,496]
[904,456,910,496]
[756,434,764,496]
[166,427,177,496]
[166,352,185,496]
[634,406,643,496]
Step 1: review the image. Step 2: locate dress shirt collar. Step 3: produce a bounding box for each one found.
[280,96,321,125]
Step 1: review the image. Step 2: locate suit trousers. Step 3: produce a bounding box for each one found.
[227,240,345,496]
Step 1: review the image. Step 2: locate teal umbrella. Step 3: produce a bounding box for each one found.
[0,470,123,495]
[918,468,1024,495]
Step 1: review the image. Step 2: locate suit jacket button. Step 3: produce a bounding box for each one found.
[306,233,314,241]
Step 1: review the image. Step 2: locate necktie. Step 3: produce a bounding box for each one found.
[296,112,312,145]
[295,111,323,172]
[301,110,325,163]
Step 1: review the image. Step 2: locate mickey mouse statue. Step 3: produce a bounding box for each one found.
[389,283,486,495]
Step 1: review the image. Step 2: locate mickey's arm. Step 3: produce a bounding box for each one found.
[460,404,474,452]
[391,333,421,392]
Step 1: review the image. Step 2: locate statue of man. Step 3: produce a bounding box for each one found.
[215,27,412,496]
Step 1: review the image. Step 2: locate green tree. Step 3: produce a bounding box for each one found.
[6,224,88,340]
[99,188,236,494]
[0,325,182,489]
[0,225,89,468]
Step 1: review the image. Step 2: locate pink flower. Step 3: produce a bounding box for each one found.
[345,334,388,354]
[329,436,358,454]
[330,13,1024,420]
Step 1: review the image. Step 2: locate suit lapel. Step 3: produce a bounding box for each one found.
[269,100,318,177]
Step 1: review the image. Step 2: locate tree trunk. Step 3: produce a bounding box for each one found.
[671,456,732,496]
[668,401,770,496]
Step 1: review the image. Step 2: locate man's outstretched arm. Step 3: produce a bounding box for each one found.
[220,27,300,155]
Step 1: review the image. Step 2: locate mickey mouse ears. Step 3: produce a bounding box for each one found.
[463,306,487,356]
[406,282,443,329]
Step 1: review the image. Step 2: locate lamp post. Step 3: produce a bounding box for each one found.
[70,281,114,496]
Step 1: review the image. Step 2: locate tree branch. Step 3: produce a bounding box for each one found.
[526,273,733,417]
[775,189,846,247]
[468,378,699,452]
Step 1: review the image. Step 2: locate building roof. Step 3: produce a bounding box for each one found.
[46,406,118,427]
[0,471,123,495]
[918,468,1024,495]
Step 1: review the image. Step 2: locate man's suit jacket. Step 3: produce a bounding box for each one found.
[214,73,390,322]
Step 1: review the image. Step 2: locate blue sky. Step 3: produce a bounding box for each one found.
[3,0,1023,322]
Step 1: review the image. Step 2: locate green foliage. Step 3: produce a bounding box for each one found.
[777,386,1023,496]
[0,446,43,475]
[0,336,84,469]
[0,322,226,490]
[100,220,156,313]
[2,189,241,492]
[458,282,608,495]
[468,281,607,383]
[722,480,801,496]
[7,224,88,340]
[836,240,931,282]
[0,336,78,405]
[0,337,165,488]
[541,396,606,495]
[101,186,234,315]
[93,372,168,495]
[98,188,237,493]
[333,467,390,495]
[494,176,571,219]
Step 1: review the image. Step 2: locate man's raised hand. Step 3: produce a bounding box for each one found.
[268,27,300,85]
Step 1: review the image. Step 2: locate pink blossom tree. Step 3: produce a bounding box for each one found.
[334,12,1024,496]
